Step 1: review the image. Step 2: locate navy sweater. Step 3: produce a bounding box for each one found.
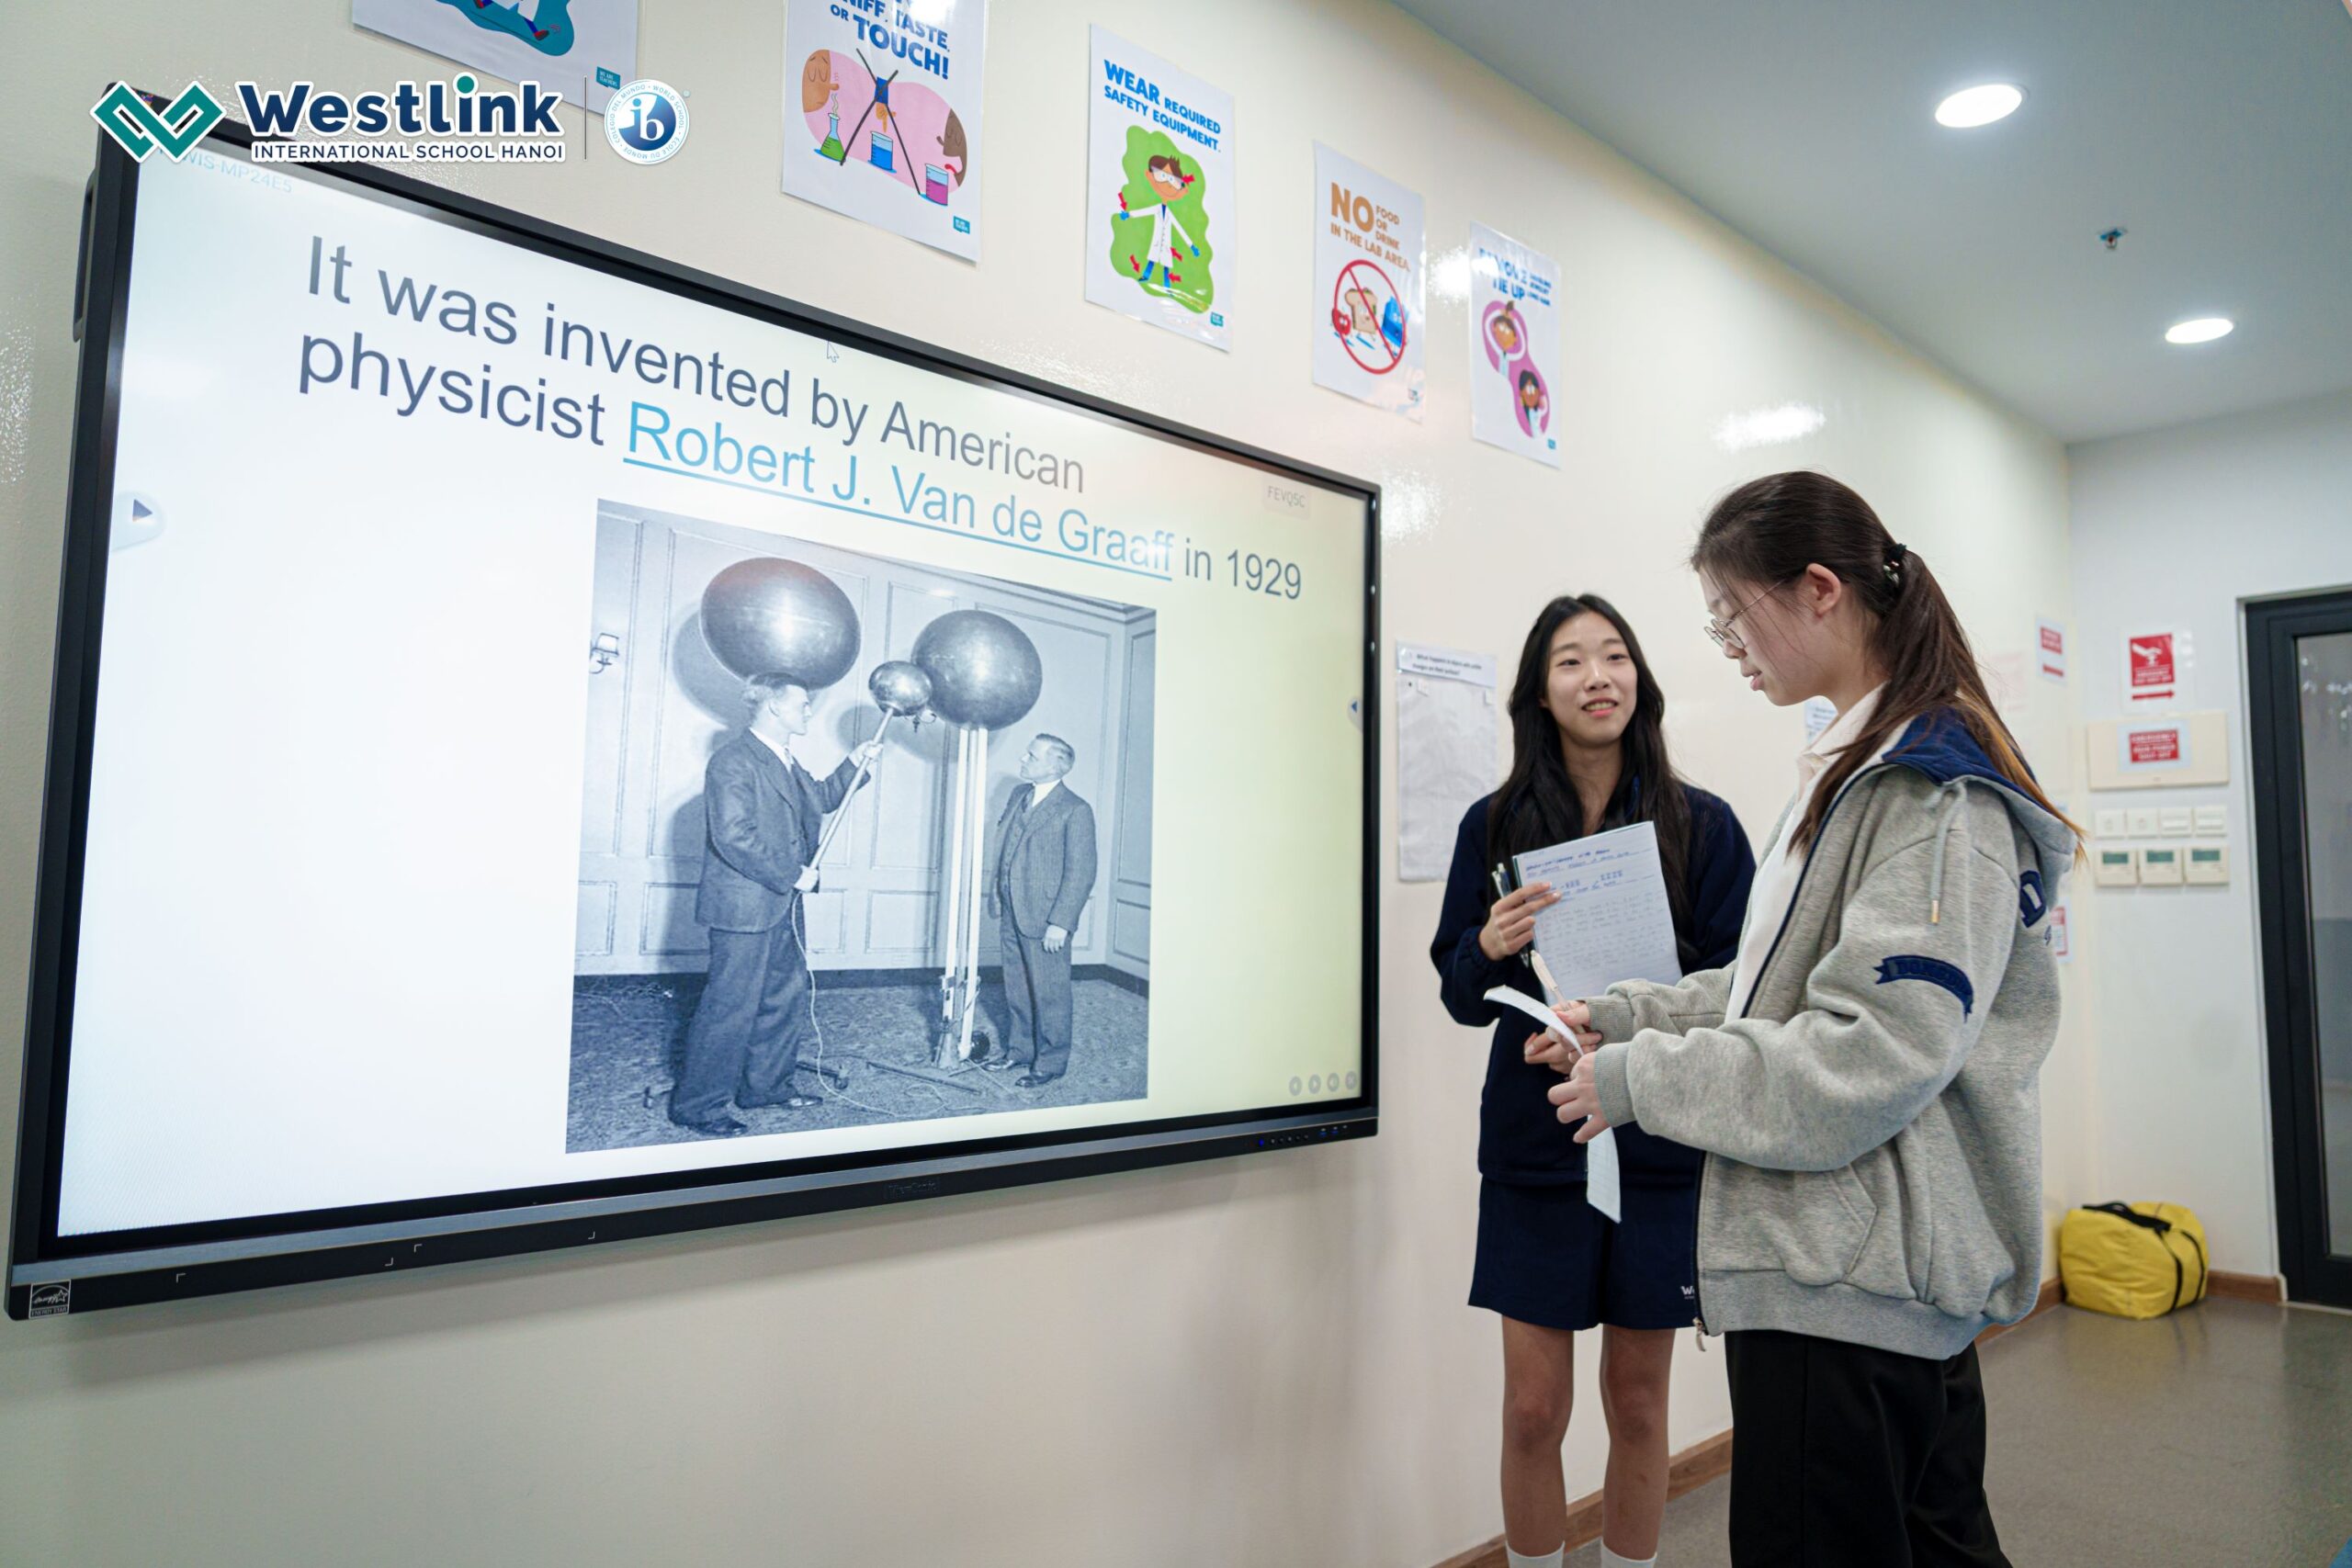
[1430,787,1755,1187]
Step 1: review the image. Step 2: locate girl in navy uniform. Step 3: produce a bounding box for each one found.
[1430,594,1756,1568]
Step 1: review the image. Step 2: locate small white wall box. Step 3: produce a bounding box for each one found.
[2095,808,2129,839]
[2159,807,2193,837]
[2096,847,2141,887]
[2185,843,2230,885]
[2139,845,2185,886]
[2194,804,2227,833]
[2128,807,2162,837]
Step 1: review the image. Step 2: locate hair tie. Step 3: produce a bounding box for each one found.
[1883,542,1910,584]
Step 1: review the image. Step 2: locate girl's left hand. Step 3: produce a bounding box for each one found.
[1548,1054,1611,1144]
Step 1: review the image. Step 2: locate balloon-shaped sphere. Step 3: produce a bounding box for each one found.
[699,558,861,689]
[910,611,1042,729]
[867,660,933,716]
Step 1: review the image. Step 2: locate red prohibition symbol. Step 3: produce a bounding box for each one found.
[1329,258,1408,375]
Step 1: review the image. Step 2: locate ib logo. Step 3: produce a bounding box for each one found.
[605,80,687,165]
[91,81,225,163]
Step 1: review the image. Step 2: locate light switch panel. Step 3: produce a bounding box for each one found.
[2185,843,2230,885]
[2095,808,2128,839]
[2127,807,2162,838]
[2159,807,2193,837]
[2194,805,2227,833]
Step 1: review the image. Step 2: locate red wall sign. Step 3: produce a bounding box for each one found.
[2127,727,2184,766]
[2126,631,2179,704]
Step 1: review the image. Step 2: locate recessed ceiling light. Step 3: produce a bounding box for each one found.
[1713,403,1827,453]
[1935,84,2024,129]
[2165,317,2234,345]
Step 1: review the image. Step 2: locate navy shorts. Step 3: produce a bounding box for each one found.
[1469,1177,1700,1332]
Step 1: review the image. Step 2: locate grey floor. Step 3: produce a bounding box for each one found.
[566,973,1148,1150]
[1566,1299,2352,1567]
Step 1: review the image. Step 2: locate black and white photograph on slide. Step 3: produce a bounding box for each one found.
[571,503,1157,1149]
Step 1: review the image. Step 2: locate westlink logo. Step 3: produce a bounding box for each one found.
[94,75,569,166]
[238,74,569,164]
[91,81,226,163]
[239,75,564,139]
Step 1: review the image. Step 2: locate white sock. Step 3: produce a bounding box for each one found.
[1600,1546,1657,1568]
[1505,1549,1564,1568]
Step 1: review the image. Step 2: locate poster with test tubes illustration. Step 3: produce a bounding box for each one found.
[1467,222,1561,468]
[782,0,988,261]
[1084,27,1235,350]
[1312,145,1424,420]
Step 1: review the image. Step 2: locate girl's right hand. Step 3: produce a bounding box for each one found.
[1550,999,1601,1047]
[1477,881,1558,962]
[1523,1002,1603,1073]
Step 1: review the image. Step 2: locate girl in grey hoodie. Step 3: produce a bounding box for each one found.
[1541,472,2078,1567]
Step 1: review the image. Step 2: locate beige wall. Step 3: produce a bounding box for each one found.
[2066,388,2352,1278]
[0,2,2079,1562]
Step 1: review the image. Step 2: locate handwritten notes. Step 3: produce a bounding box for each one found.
[1512,821,1683,1001]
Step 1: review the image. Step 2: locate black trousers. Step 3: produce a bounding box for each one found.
[998,916,1074,1079]
[672,914,815,1124]
[1724,1330,2009,1568]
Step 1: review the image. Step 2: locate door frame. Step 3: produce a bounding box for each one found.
[2246,588,2352,1308]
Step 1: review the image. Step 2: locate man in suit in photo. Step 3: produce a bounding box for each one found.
[672,674,880,1138]
[986,733,1098,1089]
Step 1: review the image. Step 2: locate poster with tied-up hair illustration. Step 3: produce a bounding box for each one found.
[1468,222,1561,468]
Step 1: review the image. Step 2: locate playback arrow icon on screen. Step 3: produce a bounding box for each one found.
[110,491,164,550]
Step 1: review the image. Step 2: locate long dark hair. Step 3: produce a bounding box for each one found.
[1487,594,1697,954]
[1690,470,2079,851]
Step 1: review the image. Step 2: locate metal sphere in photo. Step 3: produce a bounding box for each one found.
[910,610,1043,729]
[699,557,862,688]
[866,660,934,717]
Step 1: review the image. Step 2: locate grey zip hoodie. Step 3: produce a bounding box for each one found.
[1586,709,2076,1360]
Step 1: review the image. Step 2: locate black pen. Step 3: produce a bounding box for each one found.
[1494,863,1535,967]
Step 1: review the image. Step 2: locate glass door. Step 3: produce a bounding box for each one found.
[2249,592,2352,1307]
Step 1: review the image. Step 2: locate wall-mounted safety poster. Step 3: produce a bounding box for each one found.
[1467,222,1560,467]
[2122,627,2185,706]
[1312,145,1423,419]
[2037,616,2068,682]
[1084,27,1234,351]
[782,0,987,261]
[354,0,639,114]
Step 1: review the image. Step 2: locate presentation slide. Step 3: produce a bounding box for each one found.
[51,142,1367,1241]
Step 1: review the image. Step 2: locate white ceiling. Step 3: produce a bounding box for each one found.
[1386,0,2352,444]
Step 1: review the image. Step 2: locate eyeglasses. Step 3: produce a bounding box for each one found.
[1703,583,1781,651]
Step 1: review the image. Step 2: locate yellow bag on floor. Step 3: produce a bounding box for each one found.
[2060,1201,2210,1319]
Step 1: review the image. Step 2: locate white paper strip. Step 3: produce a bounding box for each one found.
[1483,985,1622,1221]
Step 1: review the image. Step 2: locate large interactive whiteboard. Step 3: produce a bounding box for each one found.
[8,123,1376,1316]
